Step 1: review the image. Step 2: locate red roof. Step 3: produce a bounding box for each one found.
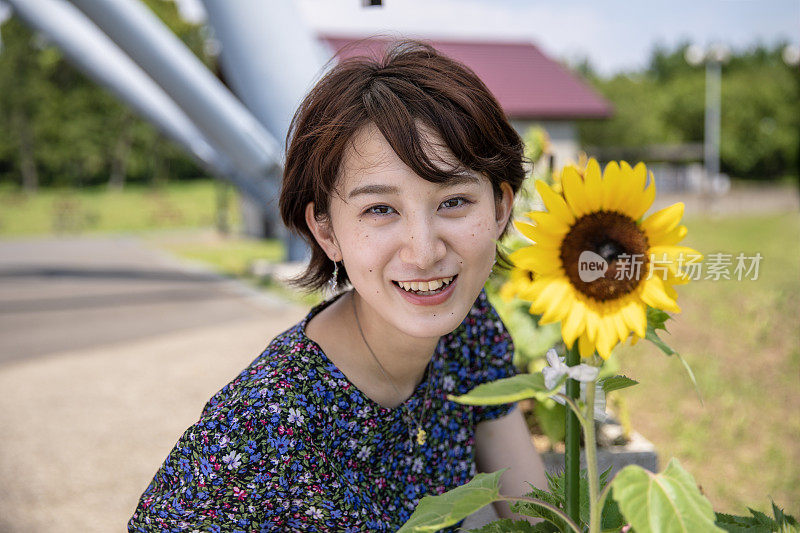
[319,34,613,120]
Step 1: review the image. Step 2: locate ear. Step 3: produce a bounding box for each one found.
[304,202,341,261]
[494,182,515,239]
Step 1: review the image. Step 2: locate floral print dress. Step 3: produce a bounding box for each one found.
[128,287,518,532]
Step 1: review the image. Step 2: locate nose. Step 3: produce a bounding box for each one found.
[398,213,447,270]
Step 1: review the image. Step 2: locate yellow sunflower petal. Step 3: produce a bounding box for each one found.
[595,317,617,360]
[658,224,688,246]
[621,300,647,338]
[583,158,603,207]
[514,220,563,249]
[534,278,573,324]
[510,247,562,276]
[536,180,576,226]
[562,166,592,217]
[584,307,602,342]
[629,171,657,220]
[527,211,571,237]
[611,309,630,344]
[561,298,587,348]
[613,161,641,218]
[640,275,681,313]
[601,161,623,212]
[578,332,595,358]
[641,202,684,244]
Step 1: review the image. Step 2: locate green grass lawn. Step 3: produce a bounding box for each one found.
[1,181,797,515]
[0,180,239,236]
[620,212,800,516]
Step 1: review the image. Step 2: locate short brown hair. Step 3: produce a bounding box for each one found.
[279,39,526,294]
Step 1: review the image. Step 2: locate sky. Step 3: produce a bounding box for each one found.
[294,0,799,75]
[2,0,797,76]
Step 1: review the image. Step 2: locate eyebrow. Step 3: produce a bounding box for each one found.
[346,173,481,200]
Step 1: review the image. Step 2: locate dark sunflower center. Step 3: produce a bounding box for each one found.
[560,211,650,301]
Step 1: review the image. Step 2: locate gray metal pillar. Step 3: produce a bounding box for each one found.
[68,0,281,180]
[200,0,332,261]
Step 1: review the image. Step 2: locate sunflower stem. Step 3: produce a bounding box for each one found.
[583,377,601,533]
[564,342,581,527]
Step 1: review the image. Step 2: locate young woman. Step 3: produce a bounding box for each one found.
[129,40,546,532]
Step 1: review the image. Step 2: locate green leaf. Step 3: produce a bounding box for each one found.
[447,373,559,405]
[467,518,554,532]
[644,307,704,405]
[612,458,725,533]
[715,501,800,533]
[534,399,566,445]
[510,484,573,532]
[645,307,677,356]
[397,470,506,532]
[600,375,639,394]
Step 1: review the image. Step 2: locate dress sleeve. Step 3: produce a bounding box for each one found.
[127,379,327,532]
[469,289,520,425]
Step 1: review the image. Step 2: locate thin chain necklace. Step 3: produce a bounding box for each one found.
[349,291,434,450]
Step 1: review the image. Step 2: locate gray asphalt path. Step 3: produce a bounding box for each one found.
[0,234,309,533]
[0,235,289,364]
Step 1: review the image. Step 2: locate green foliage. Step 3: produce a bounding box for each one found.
[645,306,704,404]
[534,399,566,445]
[447,373,562,405]
[715,502,799,533]
[468,518,552,532]
[0,1,214,189]
[397,470,508,532]
[600,375,638,394]
[612,458,725,533]
[579,42,799,181]
[510,468,624,533]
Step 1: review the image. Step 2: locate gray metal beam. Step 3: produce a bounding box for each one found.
[200,0,330,260]
[68,0,282,180]
[4,0,275,207]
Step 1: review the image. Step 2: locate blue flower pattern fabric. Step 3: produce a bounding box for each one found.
[129,287,517,532]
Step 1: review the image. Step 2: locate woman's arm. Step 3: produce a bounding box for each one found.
[474,405,547,523]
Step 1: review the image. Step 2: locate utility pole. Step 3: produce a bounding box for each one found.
[686,43,729,212]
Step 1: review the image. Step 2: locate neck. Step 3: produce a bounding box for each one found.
[349,289,438,395]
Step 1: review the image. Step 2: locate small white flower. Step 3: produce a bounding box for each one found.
[357,446,371,460]
[542,349,599,389]
[412,457,424,473]
[222,451,242,470]
[542,349,607,421]
[287,407,304,425]
[443,375,456,392]
[306,506,324,519]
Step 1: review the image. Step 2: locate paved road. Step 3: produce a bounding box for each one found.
[0,235,288,364]
[0,234,501,532]
[0,235,310,532]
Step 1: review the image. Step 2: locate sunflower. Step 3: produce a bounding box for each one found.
[510,158,701,360]
[499,263,537,303]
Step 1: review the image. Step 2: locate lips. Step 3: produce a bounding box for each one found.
[391,274,459,306]
[393,275,456,293]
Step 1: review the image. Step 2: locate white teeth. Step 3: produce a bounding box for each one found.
[396,276,454,293]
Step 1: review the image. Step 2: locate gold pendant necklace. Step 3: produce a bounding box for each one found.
[350,291,434,449]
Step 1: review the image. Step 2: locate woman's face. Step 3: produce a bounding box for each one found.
[307,122,513,340]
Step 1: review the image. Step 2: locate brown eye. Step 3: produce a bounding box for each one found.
[364,205,396,216]
[441,197,472,209]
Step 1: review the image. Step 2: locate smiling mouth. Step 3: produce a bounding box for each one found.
[392,275,457,295]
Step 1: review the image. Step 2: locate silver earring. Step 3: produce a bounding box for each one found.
[328,260,339,293]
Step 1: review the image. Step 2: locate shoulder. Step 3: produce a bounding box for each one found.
[202,322,319,418]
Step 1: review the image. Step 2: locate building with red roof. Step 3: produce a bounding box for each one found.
[320,34,613,170]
